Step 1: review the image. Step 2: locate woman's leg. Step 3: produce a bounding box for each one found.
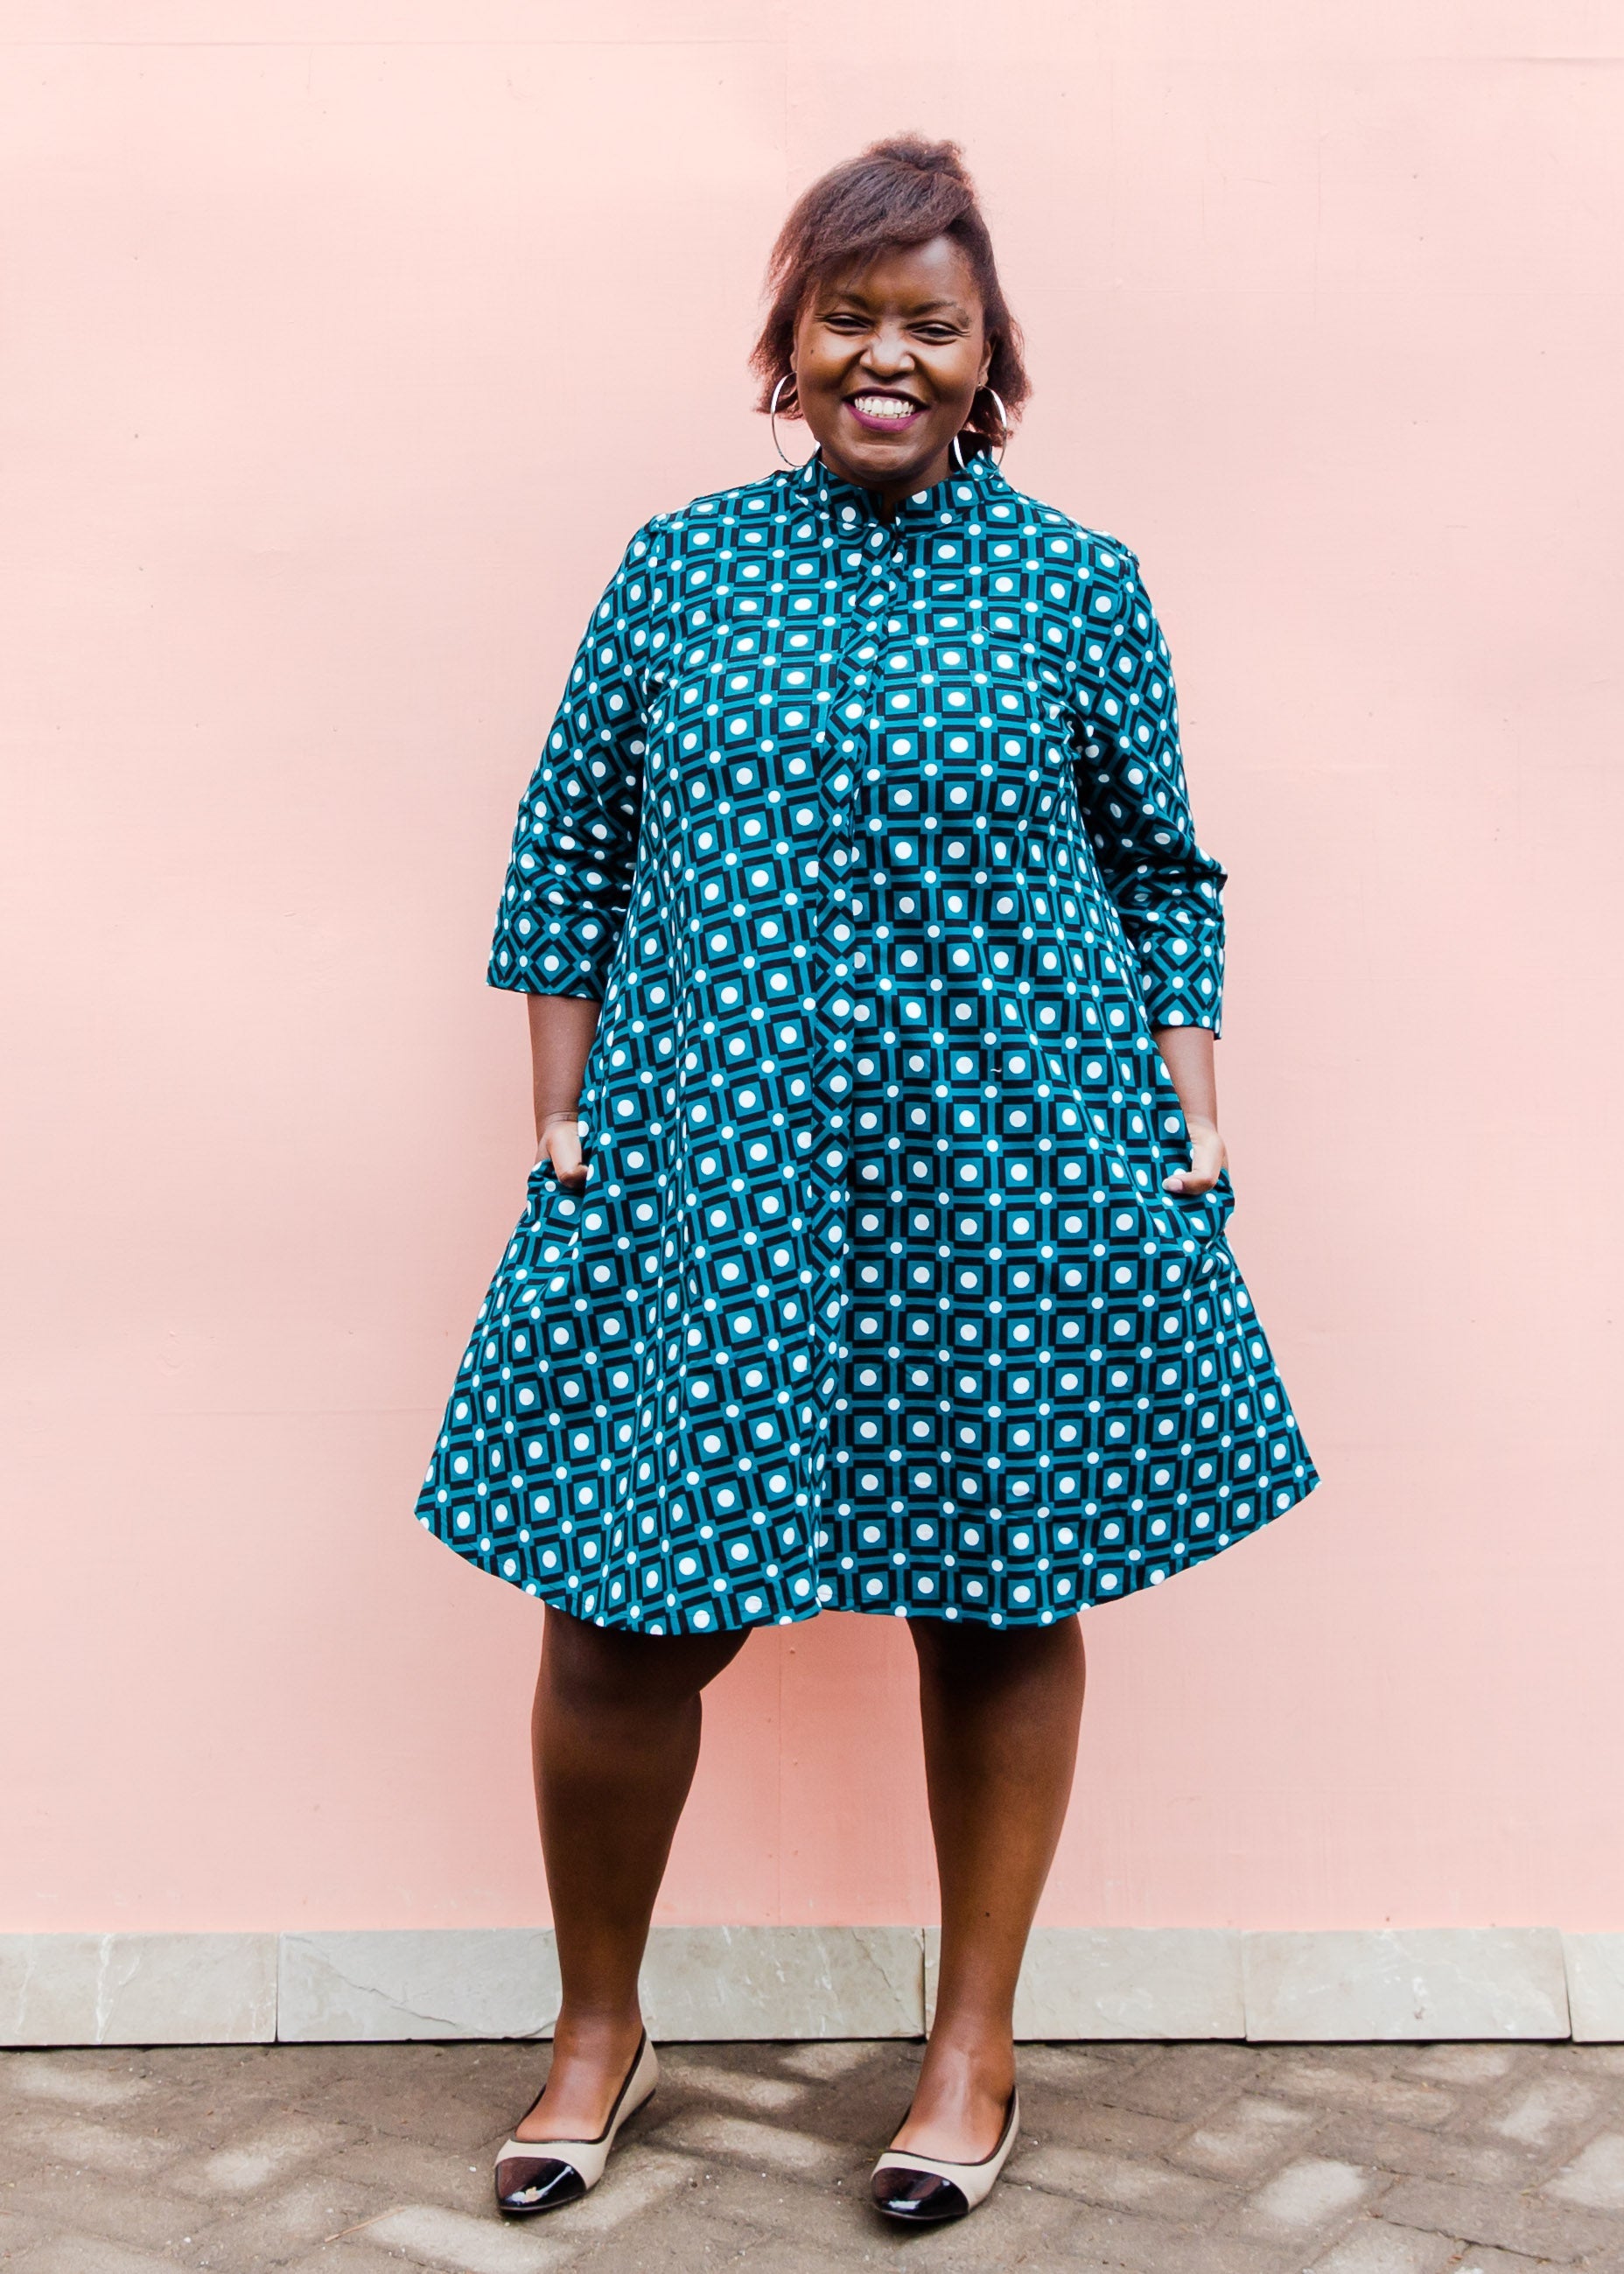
[516,1606,750,2140]
[894,1615,1087,2159]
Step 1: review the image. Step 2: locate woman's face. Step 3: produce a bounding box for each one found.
[791,234,992,508]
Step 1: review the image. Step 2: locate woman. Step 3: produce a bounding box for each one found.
[415,136,1318,2228]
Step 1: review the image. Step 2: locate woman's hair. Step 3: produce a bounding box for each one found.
[749,135,1030,456]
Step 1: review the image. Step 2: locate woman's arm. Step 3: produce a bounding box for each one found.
[483,523,660,1189]
[1153,1024,1227,1197]
[1067,546,1227,1036]
[528,993,600,1192]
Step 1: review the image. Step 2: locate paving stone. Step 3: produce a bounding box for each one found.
[648,2109,853,2180]
[530,2145,700,2244]
[900,2183,1133,2271]
[1015,2138,1224,2217]
[1167,2091,1317,2178]
[629,2172,878,2268]
[1448,2251,1576,2274]
[0,2209,49,2257]
[1379,2173,1623,2261]
[277,2247,436,2274]
[8,2040,1624,2274]
[1027,2094,1184,2160]
[364,2201,568,2271]
[0,2173,216,2255]
[0,2055,153,2110]
[2,2115,184,2180]
[1398,2045,1522,2086]
[312,2124,495,2215]
[1262,2055,1460,2127]
[734,2066,911,2152]
[8,2243,192,2274]
[263,2043,534,2152]
[1016,2041,1158,2097]
[1235,2154,1382,2236]
[1312,2111,1525,2187]
[186,2173,396,2271]
[1571,2046,1624,2077]
[1306,2222,1461,2271]
[1053,2198,1307,2274]
[657,2059,808,2114]
[559,2215,771,2271]
[166,2115,358,2198]
[1486,2070,1610,2146]
[1092,2042,1264,2121]
[1541,2129,1624,2211]
[774,2041,878,2082]
[710,2243,874,2274]
[668,2158,962,2266]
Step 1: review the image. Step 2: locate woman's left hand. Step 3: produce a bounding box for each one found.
[1162,1116,1228,1198]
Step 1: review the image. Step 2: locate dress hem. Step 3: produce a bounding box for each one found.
[418,1464,1320,1639]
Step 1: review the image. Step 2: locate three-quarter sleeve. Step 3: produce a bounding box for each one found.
[1069,544,1228,1034]
[486,524,659,998]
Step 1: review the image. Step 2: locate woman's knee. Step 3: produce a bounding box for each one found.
[909,1613,1084,1689]
[541,1607,749,1717]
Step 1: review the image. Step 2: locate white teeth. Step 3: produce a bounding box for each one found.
[852,395,917,421]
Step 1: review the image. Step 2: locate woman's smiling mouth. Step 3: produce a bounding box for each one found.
[844,391,926,433]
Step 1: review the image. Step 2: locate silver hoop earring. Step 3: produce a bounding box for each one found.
[769,374,808,467]
[951,386,1010,472]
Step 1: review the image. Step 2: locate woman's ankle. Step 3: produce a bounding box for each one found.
[917,2021,1016,2096]
[550,2004,645,2060]
[513,2007,647,2140]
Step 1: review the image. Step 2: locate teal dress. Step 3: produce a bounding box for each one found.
[414,451,1319,1633]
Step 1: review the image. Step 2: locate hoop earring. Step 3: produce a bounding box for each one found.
[953,385,1010,471]
[769,374,809,467]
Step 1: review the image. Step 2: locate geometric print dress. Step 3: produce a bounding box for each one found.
[414,449,1319,1634]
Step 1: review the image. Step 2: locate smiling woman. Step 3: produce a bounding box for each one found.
[752,135,1028,497]
[413,132,1318,2236]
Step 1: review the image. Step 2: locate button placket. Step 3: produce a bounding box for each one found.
[796,491,906,1506]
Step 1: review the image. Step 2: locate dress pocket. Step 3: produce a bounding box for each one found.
[1173,1165,1235,1246]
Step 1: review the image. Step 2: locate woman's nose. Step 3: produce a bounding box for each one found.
[863,326,914,378]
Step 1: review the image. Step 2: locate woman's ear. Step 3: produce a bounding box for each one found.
[977,338,994,391]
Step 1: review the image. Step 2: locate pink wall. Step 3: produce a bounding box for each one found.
[4,1,1621,1935]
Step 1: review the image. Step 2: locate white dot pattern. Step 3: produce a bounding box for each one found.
[416,453,1318,1631]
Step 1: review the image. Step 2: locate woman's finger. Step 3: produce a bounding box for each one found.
[536,1122,589,1190]
[1163,1128,1226,1197]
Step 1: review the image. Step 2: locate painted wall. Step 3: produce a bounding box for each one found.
[4,0,1620,1938]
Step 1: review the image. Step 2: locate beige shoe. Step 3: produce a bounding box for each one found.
[494,2032,658,2217]
[871,2088,1019,2222]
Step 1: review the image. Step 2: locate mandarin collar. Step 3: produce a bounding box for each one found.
[792,448,1009,532]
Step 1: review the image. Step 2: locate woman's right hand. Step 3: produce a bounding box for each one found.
[536,1112,588,1192]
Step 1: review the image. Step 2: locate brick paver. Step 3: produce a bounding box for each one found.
[3,2039,1622,2271]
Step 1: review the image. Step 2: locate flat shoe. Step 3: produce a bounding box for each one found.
[871,2086,1019,2222]
[494,2031,658,2217]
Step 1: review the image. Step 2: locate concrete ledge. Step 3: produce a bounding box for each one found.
[0,1933,276,2047]
[1243,1929,1571,2042]
[274,1926,923,2042]
[1563,1933,1624,2042]
[928,1926,1244,2040]
[644,1926,923,2040]
[0,1927,1611,2044]
[278,1929,560,2042]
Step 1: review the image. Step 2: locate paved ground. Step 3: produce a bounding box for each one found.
[2,2038,1623,2273]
